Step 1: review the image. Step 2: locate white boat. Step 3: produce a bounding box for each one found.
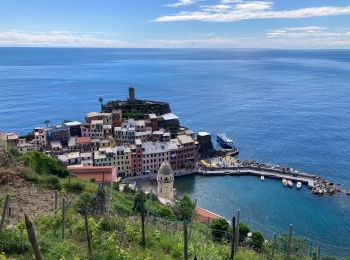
[288,180,293,187]
[260,176,265,181]
[296,182,302,189]
[282,178,288,187]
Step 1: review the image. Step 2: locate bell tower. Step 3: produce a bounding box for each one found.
[157,162,175,200]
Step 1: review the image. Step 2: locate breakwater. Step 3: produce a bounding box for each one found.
[197,161,341,195]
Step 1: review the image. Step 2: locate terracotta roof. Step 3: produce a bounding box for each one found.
[76,137,92,144]
[194,207,223,222]
[67,166,115,171]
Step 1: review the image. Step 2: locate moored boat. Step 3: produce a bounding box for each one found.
[288,180,293,187]
[282,178,288,187]
[296,182,302,189]
[260,176,265,181]
[217,133,234,149]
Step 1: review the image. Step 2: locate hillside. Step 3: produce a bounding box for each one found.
[0,149,333,259]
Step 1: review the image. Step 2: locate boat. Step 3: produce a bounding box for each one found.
[217,133,234,149]
[260,176,265,181]
[296,182,302,189]
[288,180,293,187]
[282,178,288,187]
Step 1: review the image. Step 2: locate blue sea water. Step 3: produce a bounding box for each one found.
[1,48,350,257]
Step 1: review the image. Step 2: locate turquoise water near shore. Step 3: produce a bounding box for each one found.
[0,48,350,257]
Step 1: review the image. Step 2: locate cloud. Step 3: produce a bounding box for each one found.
[147,25,350,48]
[155,1,350,22]
[284,26,328,31]
[0,31,129,47]
[266,26,350,47]
[167,0,198,8]
[147,37,242,47]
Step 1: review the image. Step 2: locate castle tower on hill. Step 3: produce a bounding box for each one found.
[127,87,136,102]
[157,162,174,201]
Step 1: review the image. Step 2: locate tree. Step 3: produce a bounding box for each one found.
[176,195,194,221]
[43,119,50,128]
[239,223,250,242]
[98,97,104,111]
[133,190,145,213]
[210,218,230,242]
[251,232,264,249]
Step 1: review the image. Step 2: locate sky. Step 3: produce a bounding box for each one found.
[0,0,349,48]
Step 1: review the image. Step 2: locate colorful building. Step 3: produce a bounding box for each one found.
[67,166,117,184]
[131,139,143,176]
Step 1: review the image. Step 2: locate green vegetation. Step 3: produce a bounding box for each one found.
[175,194,195,221]
[0,150,338,259]
[22,151,69,177]
[239,223,250,242]
[102,100,171,118]
[211,218,230,242]
[251,232,264,249]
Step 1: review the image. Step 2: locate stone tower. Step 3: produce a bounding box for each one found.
[128,87,136,102]
[157,162,174,200]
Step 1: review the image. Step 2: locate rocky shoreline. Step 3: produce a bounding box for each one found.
[311,177,341,195]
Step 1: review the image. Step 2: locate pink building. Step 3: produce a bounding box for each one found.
[131,139,143,176]
[81,124,91,137]
[67,166,117,184]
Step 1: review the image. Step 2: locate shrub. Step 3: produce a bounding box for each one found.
[157,205,176,220]
[114,203,132,216]
[147,192,159,202]
[123,184,135,194]
[251,232,264,249]
[99,217,118,231]
[211,218,230,242]
[44,176,61,190]
[0,227,29,254]
[64,180,85,193]
[24,173,41,184]
[75,192,94,214]
[113,182,119,191]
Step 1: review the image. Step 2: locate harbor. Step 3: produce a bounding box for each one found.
[197,157,341,195]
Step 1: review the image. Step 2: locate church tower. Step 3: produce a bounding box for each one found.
[157,162,174,200]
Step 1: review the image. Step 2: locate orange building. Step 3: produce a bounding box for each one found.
[67,166,117,184]
[194,207,223,223]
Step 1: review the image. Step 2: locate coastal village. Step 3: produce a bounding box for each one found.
[0,88,342,197]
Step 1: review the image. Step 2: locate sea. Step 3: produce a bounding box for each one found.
[0,48,350,257]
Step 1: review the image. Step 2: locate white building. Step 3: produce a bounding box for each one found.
[57,152,81,165]
[90,120,104,139]
[142,141,171,174]
[17,142,37,153]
